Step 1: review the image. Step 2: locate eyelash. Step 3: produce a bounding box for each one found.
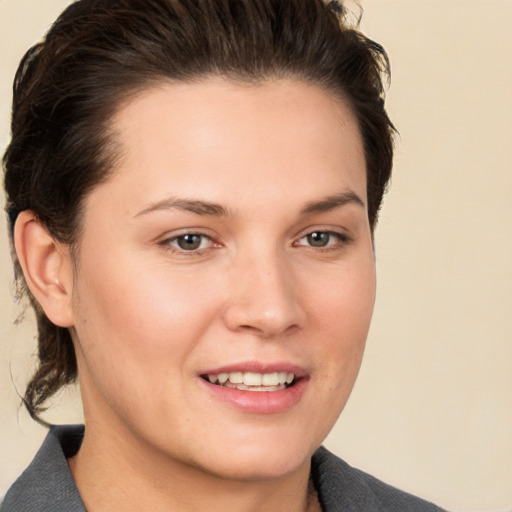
[160,233,215,254]
[294,230,351,251]
[160,229,351,255]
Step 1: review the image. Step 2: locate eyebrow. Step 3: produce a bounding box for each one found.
[134,198,230,218]
[300,191,365,215]
[134,190,364,219]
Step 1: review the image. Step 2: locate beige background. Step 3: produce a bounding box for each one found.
[1,1,511,510]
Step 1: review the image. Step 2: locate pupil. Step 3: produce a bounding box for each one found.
[178,235,202,250]
[307,232,329,247]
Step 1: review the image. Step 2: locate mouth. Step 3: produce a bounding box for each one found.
[199,365,308,413]
[201,371,296,392]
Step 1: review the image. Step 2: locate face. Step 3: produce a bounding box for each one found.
[69,78,375,481]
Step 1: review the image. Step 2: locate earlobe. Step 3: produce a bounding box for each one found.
[14,211,75,328]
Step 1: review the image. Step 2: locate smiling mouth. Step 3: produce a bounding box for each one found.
[201,371,296,392]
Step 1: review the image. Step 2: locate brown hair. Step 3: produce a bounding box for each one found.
[3,0,395,421]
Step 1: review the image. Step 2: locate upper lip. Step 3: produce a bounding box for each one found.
[199,361,308,378]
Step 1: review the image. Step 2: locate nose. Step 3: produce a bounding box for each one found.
[222,251,306,338]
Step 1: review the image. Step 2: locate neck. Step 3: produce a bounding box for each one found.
[68,420,320,512]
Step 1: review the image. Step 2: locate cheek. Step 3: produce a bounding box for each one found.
[307,258,376,379]
[310,257,376,333]
[71,256,222,395]
[70,261,223,432]
[76,254,214,337]
[289,258,375,445]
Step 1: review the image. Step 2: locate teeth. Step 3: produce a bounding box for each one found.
[244,372,262,386]
[228,372,243,384]
[262,373,279,386]
[206,371,295,389]
[278,372,288,385]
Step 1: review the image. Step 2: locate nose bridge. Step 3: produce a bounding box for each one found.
[223,244,305,337]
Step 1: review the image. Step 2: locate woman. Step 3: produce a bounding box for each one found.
[2,0,443,510]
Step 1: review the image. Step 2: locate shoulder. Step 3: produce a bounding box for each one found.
[312,446,445,512]
[2,425,86,512]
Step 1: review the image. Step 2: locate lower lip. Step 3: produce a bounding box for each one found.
[200,378,308,414]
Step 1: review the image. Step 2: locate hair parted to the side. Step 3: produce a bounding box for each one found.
[3,0,395,422]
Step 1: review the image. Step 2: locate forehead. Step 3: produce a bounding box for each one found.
[92,78,367,218]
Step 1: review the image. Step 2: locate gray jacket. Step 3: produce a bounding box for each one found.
[2,425,444,511]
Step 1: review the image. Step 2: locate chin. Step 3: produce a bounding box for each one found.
[188,434,317,482]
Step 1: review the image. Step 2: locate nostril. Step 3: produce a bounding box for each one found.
[221,275,306,337]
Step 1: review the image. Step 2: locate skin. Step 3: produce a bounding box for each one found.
[16,78,376,512]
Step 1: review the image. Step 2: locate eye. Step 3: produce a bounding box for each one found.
[296,231,348,248]
[166,233,212,252]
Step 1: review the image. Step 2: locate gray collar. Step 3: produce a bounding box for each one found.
[2,425,86,512]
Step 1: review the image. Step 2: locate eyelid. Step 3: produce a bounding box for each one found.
[158,229,220,254]
[293,227,352,249]
[156,226,351,254]
[157,226,215,242]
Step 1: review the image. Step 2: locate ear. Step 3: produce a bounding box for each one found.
[14,211,75,328]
